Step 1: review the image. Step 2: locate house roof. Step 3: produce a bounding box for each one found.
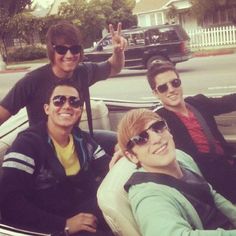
[133,0,170,14]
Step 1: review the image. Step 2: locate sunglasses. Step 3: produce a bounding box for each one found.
[126,120,167,150]
[53,45,82,55]
[52,95,83,108]
[155,78,181,93]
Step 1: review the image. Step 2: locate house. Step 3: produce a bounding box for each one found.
[133,0,236,30]
[133,0,170,27]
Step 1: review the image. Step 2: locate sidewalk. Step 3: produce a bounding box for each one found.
[193,47,236,57]
[0,62,45,74]
[0,47,236,73]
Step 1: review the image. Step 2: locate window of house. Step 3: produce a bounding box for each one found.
[150,13,156,26]
[156,12,164,24]
[138,14,149,27]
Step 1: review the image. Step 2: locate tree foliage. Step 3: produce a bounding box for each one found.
[58,0,137,47]
[0,0,32,16]
[0,0,33,58]
[190,0,223,22]
[107,0,137,29]
[0,0,137,59]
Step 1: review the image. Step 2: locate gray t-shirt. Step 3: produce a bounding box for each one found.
[0,61,110,126]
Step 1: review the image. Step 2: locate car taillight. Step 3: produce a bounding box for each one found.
[180,41,190,53]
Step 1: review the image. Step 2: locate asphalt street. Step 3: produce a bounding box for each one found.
[0,53,236,101]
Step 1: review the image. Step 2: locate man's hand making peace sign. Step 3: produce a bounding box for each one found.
[108,22,127,76]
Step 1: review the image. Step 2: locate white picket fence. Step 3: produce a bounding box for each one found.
[187,25,236,48]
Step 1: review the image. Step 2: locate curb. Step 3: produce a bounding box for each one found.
[0,67,30,74]
[0,49,235,74]
[193,49,235,57]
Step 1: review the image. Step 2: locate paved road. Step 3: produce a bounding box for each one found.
[0,54,236,101]
[90,53,236,101]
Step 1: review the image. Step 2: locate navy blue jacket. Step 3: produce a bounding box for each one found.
[0,122,110,234]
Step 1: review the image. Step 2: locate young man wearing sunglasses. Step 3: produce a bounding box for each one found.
[0,80,114,236]
[0,20,126,126]
[117,108,236,236]
[147,61,236,203]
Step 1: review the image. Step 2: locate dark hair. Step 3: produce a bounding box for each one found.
[46,20,83,63]
[45,80,81,104]
[147,61,179,90]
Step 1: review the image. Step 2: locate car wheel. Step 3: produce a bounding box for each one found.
[146,56,169,69]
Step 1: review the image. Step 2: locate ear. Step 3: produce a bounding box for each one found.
[124,150,139,165]
[44,104,49,115]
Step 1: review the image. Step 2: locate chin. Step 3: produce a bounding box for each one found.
[63,66,76,72]
[169,101,181,107]
[58,121,75,128]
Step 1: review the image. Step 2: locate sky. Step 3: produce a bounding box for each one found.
[34,0,54,8]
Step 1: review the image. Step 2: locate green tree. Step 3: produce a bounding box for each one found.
[8,12,38,45]
[0,0,33,59]
[0,0,32,16]
[190,0,223,22]
[58,0,109,47]
[58,0,137,47]
[106,0,137,29]
[38,15,64,44]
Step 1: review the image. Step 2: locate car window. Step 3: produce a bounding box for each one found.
[146,29,161,44]
[98,36,113,50]
[158,27,179,43]
[125,31,145,46]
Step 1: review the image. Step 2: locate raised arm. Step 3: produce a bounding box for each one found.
[108,22,127,76]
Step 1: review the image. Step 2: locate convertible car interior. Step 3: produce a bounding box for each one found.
[0,99,236,235]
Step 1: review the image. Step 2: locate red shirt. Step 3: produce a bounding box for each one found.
[176,109,224,155]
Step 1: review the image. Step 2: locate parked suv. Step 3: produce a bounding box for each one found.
[84,24,192,69]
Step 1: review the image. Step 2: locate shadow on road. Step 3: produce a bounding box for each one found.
[177,67,196,73]
[112,69,147,78]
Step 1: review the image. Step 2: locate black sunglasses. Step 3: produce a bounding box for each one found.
[155,78,181,93]
[126,120,168,150]
[53,45,82,55]
[52,95,83,108]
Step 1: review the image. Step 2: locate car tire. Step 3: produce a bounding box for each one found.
[146,56,169,69]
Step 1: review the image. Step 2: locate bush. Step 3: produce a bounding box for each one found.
[7,46,47,62]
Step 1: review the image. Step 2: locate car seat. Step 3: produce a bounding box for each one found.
[97,157,141,236]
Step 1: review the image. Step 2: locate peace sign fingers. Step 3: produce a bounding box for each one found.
[109,22,127,52]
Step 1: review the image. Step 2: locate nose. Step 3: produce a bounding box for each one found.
[148,129,162,144]
[61,99,71,109]
[167,83,175,92]
[64,49,74,57]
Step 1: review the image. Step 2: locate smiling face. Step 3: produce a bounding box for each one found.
[126,119,176,173]
[46,21,83,79]
[44,85,83,130]
[153,70,184,110]
[52,43,81,79]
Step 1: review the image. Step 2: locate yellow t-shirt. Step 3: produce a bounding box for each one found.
[52,134,80,176]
